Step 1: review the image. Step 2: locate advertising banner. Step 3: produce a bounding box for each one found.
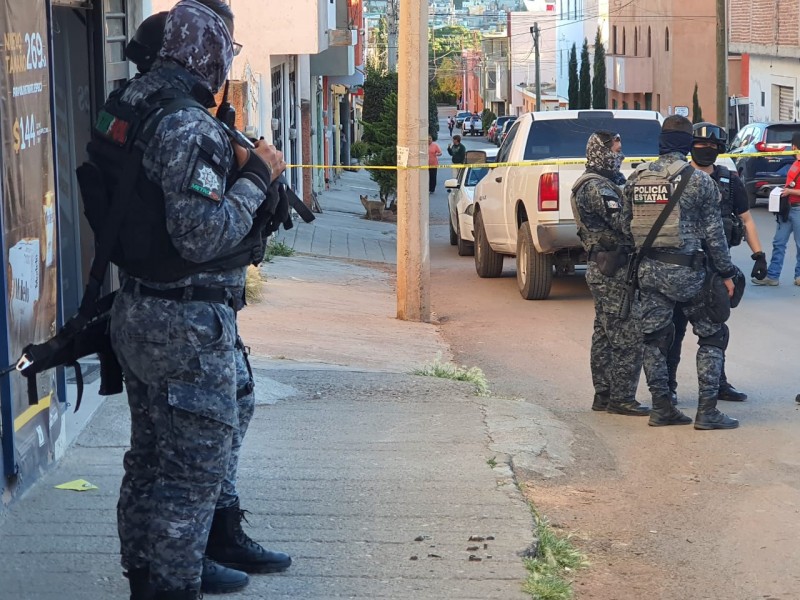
[0,0,61,481]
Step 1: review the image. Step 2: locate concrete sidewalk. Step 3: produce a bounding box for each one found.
[275,168,398,264]
[0,250,536,599]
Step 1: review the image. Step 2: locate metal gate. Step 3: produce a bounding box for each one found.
[777,85,794,121]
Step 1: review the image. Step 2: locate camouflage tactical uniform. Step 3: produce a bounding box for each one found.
[108,1,268,592]
[622,150,739,428]
[571,133,646,415]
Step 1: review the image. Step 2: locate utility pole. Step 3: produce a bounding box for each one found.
[387,0,399,72]
[396,0,430,322]
[716,0,727,131]
[532,23,541,111]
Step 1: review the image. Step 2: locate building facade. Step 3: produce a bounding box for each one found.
[730,0,800,126]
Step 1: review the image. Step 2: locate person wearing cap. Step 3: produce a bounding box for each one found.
[665,122,766,405]
[622,115,740,430]
[571,130,648,417]
[752,132,800,286]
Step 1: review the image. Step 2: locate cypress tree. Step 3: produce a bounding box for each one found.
[579,38,592,109]
[592,27,607,109]
[692,83,703,123]
[568,43,579,108]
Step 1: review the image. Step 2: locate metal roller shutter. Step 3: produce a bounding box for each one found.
[778,85,794,121]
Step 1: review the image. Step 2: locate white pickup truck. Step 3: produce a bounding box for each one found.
[472,109,664,300]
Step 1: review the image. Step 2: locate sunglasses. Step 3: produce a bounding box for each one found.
[233,42,243,57]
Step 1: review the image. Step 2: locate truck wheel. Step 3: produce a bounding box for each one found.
[457,221,474,257]
[516,221,553,300]
[449,218,458,245]
[474,212,503,277]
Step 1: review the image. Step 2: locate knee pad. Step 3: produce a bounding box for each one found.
[699,323,729,351]
[644,323,675,357]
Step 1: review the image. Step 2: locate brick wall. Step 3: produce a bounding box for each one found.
[730,0,799,48]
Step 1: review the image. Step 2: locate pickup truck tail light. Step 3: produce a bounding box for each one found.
[538,173,559,211]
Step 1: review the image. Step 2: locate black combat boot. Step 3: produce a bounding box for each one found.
[694,396,739,430]
[591,393,609,411]
[124,567,153,600]
[717,382,747,402]
[207,501,292,574]
[201,556,249,594]
[648,395,692,427]
[606,398,650,416]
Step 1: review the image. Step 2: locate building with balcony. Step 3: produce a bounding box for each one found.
[481,32,510,116]
[605,0,742,124]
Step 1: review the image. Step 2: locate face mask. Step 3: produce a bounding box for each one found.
[613,151,625,171]
[692,145,719,167]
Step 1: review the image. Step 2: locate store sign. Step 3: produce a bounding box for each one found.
[0,0,60,480]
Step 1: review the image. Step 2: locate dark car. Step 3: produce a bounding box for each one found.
[490,115,516,144]
[728,122,800,207]
[496,117,517,147]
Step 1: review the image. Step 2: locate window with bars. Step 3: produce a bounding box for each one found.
[271,67,283,150]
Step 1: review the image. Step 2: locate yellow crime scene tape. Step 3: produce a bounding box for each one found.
[287,150,798,171]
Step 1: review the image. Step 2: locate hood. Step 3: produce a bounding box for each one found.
[585,132,624,173]
[159,0,233,94]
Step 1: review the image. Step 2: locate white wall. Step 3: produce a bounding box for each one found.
[509,11,557,113]
[749,55,800,123]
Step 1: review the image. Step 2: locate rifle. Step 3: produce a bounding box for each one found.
[215,83,314,225]
[618,252,639,320]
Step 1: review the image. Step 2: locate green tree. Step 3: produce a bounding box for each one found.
[579,38,592,109]
[363,92,398,204]
[362,64,398,142]
[568,43,579,108]
[429,87,440,141]
[592,27,607,109]
[481,108,496,134]
[692,83,703,123]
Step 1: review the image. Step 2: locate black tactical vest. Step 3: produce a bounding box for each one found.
[714,165,744,247]
[78,84,269,283]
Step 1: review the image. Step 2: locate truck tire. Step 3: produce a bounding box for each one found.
[457,220,474,256]
[516,221,553,300]
[474,212,503,278]
[449,218,458,245]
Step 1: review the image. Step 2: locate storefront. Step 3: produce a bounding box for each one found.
[1,0,140,504]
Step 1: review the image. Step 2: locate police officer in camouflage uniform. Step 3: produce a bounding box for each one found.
[622,115,739,430]
[571,131,648,416]
[122,10,291,596]
[100,2,290,598]
[666,122,767,406]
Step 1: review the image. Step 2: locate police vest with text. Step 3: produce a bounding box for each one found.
[77,86,270,283]
[629,161,690,249]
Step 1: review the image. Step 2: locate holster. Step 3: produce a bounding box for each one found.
[593,248,629,277]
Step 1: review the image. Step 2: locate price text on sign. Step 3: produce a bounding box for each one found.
[4,31,48,74]
[12,114,48,154]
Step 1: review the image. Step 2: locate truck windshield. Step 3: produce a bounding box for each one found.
[523,118,662,160]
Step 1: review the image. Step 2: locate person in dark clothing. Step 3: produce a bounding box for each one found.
[666,122,766,405]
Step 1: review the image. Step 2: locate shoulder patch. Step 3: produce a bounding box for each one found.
[188,159,224,202]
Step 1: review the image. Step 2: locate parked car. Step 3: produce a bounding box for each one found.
[473,109,663,300]
[728,121,800,207]
[445,148,499,256]
[490,115,516,145]
[464,115,483,136]
[496,117,517,147]
[455,111,472,128]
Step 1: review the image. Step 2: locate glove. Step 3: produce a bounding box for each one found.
[751,251,768,280]
[262,182,291,236]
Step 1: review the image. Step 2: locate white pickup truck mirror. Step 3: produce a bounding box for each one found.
[465,150,487,165]
[444,178,459,189]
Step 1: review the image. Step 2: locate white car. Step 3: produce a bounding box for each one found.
[446,148,499,256]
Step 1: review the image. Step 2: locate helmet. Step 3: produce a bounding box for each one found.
[692,122,727,151]
[125,12,168,74]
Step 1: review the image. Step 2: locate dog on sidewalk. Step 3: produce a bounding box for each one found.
[360,194,386,221]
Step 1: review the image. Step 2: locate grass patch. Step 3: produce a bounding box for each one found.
[411,356,489,396]
[523,512,587,600]
[264,238,295,262]
[245,265,265,304]
[486,456,498,468]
